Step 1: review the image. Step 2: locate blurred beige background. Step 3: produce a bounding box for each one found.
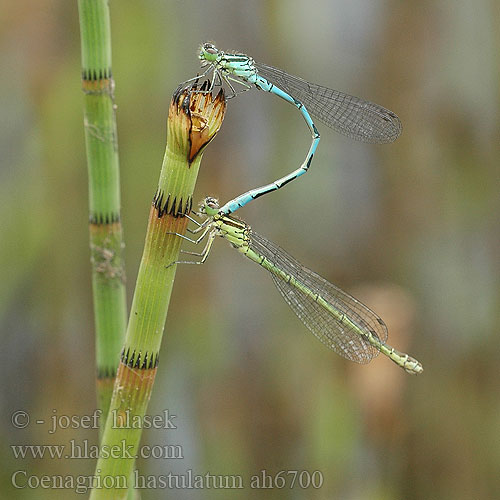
[1,0,499,498]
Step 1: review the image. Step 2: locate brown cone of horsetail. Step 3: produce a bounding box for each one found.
[89,85,226,499]
[78,0,127,427]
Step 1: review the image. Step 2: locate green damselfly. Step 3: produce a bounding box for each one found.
[171,197,423,375]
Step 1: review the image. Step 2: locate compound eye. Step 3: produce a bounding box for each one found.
[203,43,218,54]
[206,197,219,209]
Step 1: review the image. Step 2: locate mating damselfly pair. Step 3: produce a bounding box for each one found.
[173,44,422,373]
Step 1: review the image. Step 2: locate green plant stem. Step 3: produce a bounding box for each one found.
[89,85,226,499]
[77,0,127,422]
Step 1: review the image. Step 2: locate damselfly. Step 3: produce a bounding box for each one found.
[171,197,422,375]
[194,43,402,215]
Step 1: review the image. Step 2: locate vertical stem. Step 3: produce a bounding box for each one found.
[89,85,226,499]
[77,0,128,422]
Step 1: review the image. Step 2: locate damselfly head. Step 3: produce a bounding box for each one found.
[199,42,220,63]
[199,196,220,216]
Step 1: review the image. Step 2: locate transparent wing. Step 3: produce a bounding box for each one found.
[250,230,387,363]
[255,62,402,144]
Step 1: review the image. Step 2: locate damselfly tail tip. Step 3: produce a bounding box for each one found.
[403,356,423,375]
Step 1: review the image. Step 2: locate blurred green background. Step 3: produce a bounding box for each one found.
[1,0,499,498]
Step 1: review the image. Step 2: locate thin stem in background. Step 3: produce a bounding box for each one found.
[77,0,128,422]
